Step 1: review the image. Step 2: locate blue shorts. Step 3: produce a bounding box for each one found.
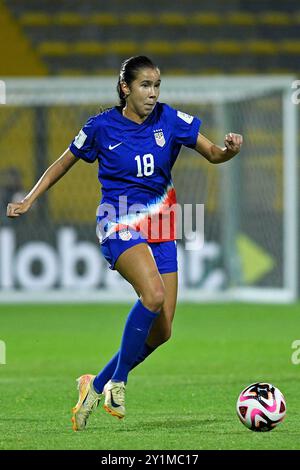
[100,229,178,274]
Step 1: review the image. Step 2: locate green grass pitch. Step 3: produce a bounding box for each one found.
[0,302,299,450]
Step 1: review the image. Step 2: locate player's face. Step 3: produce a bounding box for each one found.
[123,67,161,120]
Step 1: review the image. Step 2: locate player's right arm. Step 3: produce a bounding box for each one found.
[6,149,78,218]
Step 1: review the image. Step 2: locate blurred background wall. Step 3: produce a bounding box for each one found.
[1,0,300,76]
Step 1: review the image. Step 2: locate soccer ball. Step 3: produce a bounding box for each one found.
[236,382,286,432]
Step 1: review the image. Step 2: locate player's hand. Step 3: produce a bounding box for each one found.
[224,133,243,155]
[6,199,31,218]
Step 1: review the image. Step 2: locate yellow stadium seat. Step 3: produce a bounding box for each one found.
[54,13,84,26]
[38,42,69,56]
[294,12,300,24]
[159,13,187,26]
[106,41,139,55]
[19,13,51,26]
[0,2,48,75]
[280,40,300,53]
[247,40,277,54]
[259,12,291,25]
[227,12,256,26]
[177,41,208,54]
[211,41,243,54]
[143,41,174,55]
[72,42,106,55]
[191,13,222,25]
[89,14,119,26]
[124,13,153,25]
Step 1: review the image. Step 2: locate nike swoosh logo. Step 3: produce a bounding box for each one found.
[110,390,121,408]
[109,142,123,150]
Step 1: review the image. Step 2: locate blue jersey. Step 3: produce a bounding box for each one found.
[69,103,201,242]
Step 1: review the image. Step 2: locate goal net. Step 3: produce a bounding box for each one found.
[0,76,298,303]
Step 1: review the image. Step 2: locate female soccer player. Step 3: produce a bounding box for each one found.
[7,56,243,430]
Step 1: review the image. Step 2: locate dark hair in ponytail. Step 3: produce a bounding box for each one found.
[117,56,158,108]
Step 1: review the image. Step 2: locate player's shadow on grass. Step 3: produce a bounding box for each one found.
[97,417,217,432]
[1,418,41,423]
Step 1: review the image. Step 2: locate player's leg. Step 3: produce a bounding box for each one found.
[73,242,163,426]
[73,271,177,429]
[116,243,166,308]
[130,270,177,367]
[94,271,177,385]
[103,241,179,418]
[145,240,178,348]
[146,271,178,348]
[73,239,177,426]
[93,242,178,391]
[103,274,177,420]
[103,242,165,418]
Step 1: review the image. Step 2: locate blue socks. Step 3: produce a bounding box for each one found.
[93,351,119,393]
[93,343,155,393]
[112,300,158,382]
[93,300,158,392]
[131,343,155,369]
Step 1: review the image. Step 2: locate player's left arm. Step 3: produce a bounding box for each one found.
[194,132,243,164]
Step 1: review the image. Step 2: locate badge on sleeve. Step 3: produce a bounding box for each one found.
[154,129,166,147]
[177,110,194,124]
[74,129,87,149]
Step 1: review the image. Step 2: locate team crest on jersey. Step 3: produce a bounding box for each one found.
[119,229,132,241]
[154,129,166,147]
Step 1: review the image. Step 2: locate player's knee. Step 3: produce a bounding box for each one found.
[142,286,165,312]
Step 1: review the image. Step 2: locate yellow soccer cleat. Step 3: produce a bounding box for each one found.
[103,380,126,419]
[71,374,102,431]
